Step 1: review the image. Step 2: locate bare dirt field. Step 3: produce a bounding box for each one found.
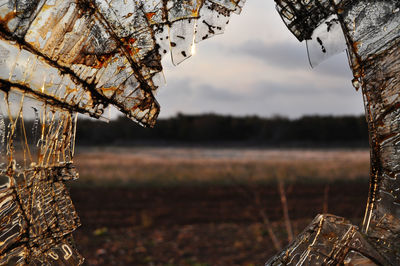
[70,148,370,265]
[73,147,370,186]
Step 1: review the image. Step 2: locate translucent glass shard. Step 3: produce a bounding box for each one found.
[0,90,83,264]
[0,0,249,264]
[266,214,388,265]
[0,0,245,127]
[195,1,231,43]
[210,0,245,14]
[306,15,347,67]
[0,0,44,38]
[154,24,171,59]
[169,19,196,65]
[272,0,400,265]
[341,1,400,60]
[275,0,335,41]
[0,38,97,116]
[167,0,202,21]
[94,0,141,37]
[139,0,165,25]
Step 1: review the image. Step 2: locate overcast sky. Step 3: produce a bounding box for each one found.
[154,0,365,119]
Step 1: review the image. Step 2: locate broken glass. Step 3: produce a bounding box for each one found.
[0,0,399,265]
[269,0,400,265]
[305,15,347,67]
[0,0,246,264]
[0,0,245,127]
[0,89,82,264]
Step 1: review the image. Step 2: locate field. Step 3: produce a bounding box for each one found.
[69,147,371,265]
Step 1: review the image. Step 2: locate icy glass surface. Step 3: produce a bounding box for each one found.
[0,0,246,127]
[0,0,398,265]
[0,90,83,264]
[306,15,346,67]
[271,1,400,265]
[0,1,246,263]
[341,1,400,60]
[275,0,335,41]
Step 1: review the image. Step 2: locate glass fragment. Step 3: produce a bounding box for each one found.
[270,0,400,264]
[0,0,398,265]
[0,0,246,263]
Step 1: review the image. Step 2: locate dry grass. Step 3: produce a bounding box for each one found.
[72,147,370,187]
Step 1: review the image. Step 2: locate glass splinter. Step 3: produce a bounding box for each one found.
[0,0,246,264]
[0,0,399,265]
[268,1,400,265]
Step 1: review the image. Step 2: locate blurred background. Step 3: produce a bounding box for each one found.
[69,0,370,265]
[70,115,370,265]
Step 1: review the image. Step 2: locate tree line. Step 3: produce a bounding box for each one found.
[76,113,369,147]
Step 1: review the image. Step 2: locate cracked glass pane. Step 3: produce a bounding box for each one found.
[0,0,399,265]
[0,0,246,264]
[306,15,346,67]
[0,0,245,127]
[0,89,83,264]
[271,0,400,265]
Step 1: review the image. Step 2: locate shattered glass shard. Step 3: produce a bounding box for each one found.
[0,89,83,264]
[275,0,336,41]
[341,1,400,61]
[0,0,246,264]
[2,0,398,265]
[195,1,231,43]
[306,15,347,67]
[0,0,245,127]
[270,0,400,265]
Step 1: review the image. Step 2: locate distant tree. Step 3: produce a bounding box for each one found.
[76,114,368,147]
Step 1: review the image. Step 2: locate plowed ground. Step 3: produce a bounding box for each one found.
[71,182,368,265]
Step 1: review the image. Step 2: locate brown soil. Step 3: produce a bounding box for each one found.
[71,182,368,265]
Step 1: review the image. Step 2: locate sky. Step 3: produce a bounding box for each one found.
[154,0,365,119]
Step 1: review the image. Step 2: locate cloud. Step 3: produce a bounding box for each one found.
[251,79,359,99]
[154,0,361,119]
[230,40,353,79]
[157,77,364,118]
[231,40,307,69]
[196,84,243,102]
[160,79,243,102]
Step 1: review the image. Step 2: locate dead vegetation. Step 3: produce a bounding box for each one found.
[73,147,370,187]
[68,148,370,265]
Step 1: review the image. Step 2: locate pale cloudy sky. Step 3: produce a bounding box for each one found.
[155,0,365,119]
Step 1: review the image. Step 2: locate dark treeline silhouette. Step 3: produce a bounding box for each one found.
[76,113,369,147]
